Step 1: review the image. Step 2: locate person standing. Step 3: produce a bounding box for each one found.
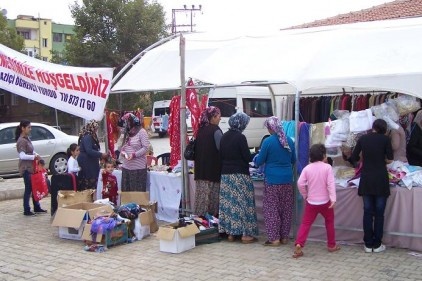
[254,116,296,246]
[293,144,339,258]
[15,120,47,216]
[351,119,393,253]
[389,124,408,163]
[194,106,223,217]
[78,120,107,190]
[407,110,422,166]
[120,113,150,192]
[219,112,259,243]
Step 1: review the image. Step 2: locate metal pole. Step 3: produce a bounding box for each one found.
[54,109,59,128]
[179,34,189,215]
[293,89,301,239]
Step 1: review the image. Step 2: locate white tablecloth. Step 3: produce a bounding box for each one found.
[147,171,182,223]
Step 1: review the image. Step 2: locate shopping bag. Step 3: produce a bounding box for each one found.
[31,160,49,201]
[184,137,195,161]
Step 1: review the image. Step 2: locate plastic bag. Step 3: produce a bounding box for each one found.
[392,95,421,116]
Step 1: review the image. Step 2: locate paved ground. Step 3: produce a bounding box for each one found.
[1,136,422,280]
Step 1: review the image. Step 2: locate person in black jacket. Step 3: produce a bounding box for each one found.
[218,112,259,244]
[351,119,393,253]
[407,110,422,166]
[194,106,223,217]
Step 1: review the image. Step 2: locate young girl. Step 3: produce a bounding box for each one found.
[101,159,118,205]
[293,144,339,258]
[67,143,80,175]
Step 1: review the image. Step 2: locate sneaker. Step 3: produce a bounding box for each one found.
[373,244,386,253]
[34,208,48,214]
[24,211,36,216]
[364,246,373,253]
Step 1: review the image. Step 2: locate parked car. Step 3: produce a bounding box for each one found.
[0,122,79,177]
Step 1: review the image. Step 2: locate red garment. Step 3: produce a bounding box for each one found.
[168,96,181,167]
[106,111,115,158]
[201,95,208,111]
[101,171,118,205]
[186,79,201,137]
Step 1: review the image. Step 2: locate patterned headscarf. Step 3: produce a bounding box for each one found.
[78,120,99,143]
[199,106,221,128]
[228,112,250,133]
[264,116,290,151]
[121,113,141,137]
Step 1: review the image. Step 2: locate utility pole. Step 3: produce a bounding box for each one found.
[171,4,202,34]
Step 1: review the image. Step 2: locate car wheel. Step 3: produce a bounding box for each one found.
[49,153,68,174]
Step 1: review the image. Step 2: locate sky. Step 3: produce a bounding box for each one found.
[1,0,393,33]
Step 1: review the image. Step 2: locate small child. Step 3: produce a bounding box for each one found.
[38,159,51,193]
[101,159,118,205]
[67,143,80,175]
[293,144,339,258]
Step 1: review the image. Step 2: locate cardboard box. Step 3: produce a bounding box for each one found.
[82,223,129,247]
[157,223,200,253]
[51,203,114,240]
[120,192,159,233]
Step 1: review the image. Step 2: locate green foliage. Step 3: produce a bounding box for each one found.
[0,11,24,51]
[65,0,168,69]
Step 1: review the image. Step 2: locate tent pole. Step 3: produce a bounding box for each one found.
[293,89,302,240]
[179,34,189,215]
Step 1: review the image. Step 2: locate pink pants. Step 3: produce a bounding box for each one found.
[295,201,336,248]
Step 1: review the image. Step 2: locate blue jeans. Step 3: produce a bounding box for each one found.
[362,195,387,248]
[23,170,41,213]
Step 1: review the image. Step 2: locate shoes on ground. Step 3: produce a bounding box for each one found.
[34,208,48,213]
[263,240,281,247]
[24,211,36,216]
[281,238,289,244]
[292,244,304,258]
[241,237,258,244]
[364,246,373,253]
[327,245,341,252]
[373,244,386,253]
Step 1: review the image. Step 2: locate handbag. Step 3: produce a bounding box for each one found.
[184,137,196,161]
[31,160,49,202]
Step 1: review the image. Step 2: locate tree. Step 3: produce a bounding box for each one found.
[0,10,24,51]
[65,0,168,69]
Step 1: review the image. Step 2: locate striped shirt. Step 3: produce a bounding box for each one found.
[120,128,150,170]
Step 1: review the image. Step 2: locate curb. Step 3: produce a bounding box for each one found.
[0,189,24,201]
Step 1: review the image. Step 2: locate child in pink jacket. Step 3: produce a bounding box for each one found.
[293,144,339,258]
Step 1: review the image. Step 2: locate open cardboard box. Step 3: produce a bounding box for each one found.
[120,191,159,232]
[51,202,113,240]
[157,223,200,253]
[82,223,129,247]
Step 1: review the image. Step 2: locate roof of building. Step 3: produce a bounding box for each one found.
[289,0,422,29]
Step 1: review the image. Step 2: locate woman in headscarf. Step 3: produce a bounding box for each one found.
[78,120,108,190]
[254,116,296,246]
[407,110,422,166]
[120,113,150,191]
[219,112,259,244]
[194,106,223,217]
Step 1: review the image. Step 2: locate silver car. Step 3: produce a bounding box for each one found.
[0,122,79,177]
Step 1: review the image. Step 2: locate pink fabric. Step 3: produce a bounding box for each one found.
[297,161,336,203]
[120,128,149,170]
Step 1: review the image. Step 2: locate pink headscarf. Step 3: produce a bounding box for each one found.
[264,116,290,151]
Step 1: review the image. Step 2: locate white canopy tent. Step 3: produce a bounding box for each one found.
[111,16,422,215]
[112,17,422,98]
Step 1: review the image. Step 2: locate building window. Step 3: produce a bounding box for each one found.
[53,33,63,42]
[19,31,30,40]
[11,94,19,106]
[42,38,48,48]
[27,50,33,57]
[42,57,48,61]
[65,34,72,42]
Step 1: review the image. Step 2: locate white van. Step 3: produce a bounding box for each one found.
[151,100,192,137]
[207,86,274,148]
